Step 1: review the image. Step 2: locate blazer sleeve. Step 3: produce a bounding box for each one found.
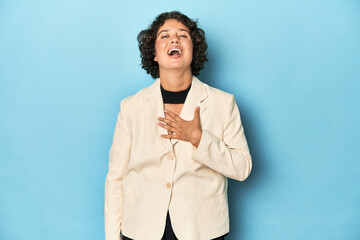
[192,95,252,181]
[105,100,131,240]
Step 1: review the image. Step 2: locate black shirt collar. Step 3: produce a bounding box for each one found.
[160,84,191,104]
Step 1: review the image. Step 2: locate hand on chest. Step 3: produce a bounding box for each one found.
[164,103,184,135]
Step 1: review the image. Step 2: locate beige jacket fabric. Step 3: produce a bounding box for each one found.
[105,76,252,240]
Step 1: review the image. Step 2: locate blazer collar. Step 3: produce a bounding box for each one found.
[142,75,209,151]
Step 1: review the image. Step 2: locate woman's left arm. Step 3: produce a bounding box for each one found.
[192,95,252,181]
[158,95,252,181]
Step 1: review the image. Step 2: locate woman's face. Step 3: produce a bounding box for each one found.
[154,19,193,74]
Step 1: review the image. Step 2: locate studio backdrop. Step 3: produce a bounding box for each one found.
[0,0,359,239]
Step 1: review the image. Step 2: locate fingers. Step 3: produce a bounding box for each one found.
[158,117,177,128]
[165,113,178,124]
[164,109,182,122]
[158,122,177,133]
[160,134,180,139]
[194,106,200,119]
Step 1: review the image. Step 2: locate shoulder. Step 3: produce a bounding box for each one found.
[120,88,145,107]
[194,77,238,119]
[207,84,234,100]
[196,78,235,104]
[119,79,158,111]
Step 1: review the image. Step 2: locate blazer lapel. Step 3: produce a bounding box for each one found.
[141,76,209,150]
[142,78,173,151]
[172,76,209,145]
[179,76,208,120]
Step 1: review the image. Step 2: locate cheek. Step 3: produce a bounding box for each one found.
[154,43,160,55]
[186,39,193,51]
[155,41,166,54]
[187,42,194,57]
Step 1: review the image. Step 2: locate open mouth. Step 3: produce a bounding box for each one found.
[167,49,182,56]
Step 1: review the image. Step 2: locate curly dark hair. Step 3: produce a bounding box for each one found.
[137,11,208,79]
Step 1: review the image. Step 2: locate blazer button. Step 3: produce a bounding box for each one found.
[167,154,174,160]
[166,182,171,189]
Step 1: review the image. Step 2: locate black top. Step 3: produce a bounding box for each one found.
[161,83,191,104]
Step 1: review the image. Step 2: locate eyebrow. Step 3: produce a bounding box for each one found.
[157,28,190,36]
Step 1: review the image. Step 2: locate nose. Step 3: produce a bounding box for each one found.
[171,37,180,44]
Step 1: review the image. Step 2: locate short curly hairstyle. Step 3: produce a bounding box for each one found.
[137,11,208,79]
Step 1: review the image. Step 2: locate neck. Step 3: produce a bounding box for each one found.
[159,68,192,91]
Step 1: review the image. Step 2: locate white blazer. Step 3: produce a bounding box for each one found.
[105,76,252,240]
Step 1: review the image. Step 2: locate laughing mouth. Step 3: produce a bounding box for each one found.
[167,49,182,56]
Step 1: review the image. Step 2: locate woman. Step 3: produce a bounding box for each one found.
[105,11,252,240]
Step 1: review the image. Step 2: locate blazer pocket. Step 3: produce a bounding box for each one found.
[122,194,139,236]
[195,194,229,231]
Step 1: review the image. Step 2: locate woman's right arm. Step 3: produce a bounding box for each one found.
[105,100,131,240]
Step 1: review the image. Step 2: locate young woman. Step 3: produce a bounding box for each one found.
[105,11,252,240]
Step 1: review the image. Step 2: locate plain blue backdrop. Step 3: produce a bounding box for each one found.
[0,0,359,239]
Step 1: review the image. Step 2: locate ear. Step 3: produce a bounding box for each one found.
[153,49,158,62]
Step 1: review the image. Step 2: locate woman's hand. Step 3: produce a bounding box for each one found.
[158,106,202,148]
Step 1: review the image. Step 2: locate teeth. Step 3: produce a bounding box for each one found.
[168,49,182,55]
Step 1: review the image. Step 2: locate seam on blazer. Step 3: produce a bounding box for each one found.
[222,94,234,141]
[120,99,132,141]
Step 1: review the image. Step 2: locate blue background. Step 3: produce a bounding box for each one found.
[1,0,359,239]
